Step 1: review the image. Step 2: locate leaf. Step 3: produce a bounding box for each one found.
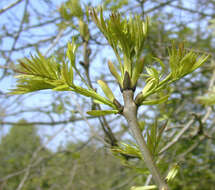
[197,95,215,105]
[152,56,165,74]
[108,60,122,87]
[131,57,145,87]
[165,163,179,182]
[191,54,210,72]
[87,110,118,116]
[196,87,215,105]
[61,61,74,86]
[67,41,77,68]
[79,19,90,41]
[52,84,71,91]
[141,94,170,105]
[141,79,158,97]
[90,8,148,79]
[97,80,115,101]
[73,86,116,108]
[131,185,157,190]
[168,43,209,80]
[112,142,142,158]
[147,131,153,155]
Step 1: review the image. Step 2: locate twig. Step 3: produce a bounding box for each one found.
[44,29,64,56]
[159,62,215,155]
[169,4,213,17]
[1,0,29,79]
[159,118,195,155]
[72,93,106,144]
[0,115,97,126]
[0,0,23,15]
[145,0,177,14]
[65,160,78,189]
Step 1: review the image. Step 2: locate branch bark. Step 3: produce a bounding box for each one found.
[122,90,168,190]
[0,0,23,15]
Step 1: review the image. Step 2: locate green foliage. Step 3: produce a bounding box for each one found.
[131,185,157,190]
[165,163,179,182]
[135,44,209,105]
[11,43,117,111]
[87,109,119,116]
[90,7,148,87]
[168,43,209,80]
[0,120,45,190]
[11,52,70,94]
[197,86,215,105]
[11,8,209,119]
[146,120,167,157]
[79,19,90,42]
[97,79,115,101]
[103,0,129,11]
[59,0,84,20]
[112,142,142,159]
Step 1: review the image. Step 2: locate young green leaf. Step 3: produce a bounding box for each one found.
[67,41,77,68]
[168,43,209,80]
[87,110,118,116]
[61,61,74,86]
[131,185,157,190]
[73,86,116,108]
[141,79,158,97]
[52,84,71,91]
[131,58,145,88]
[140,94,169,105]
[79,19,90,42]
[165,163,179,182]
[108,60,123,87]
[97,80,115,101]
[112,142,142,158]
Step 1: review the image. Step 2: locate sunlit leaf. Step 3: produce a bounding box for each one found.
[87,110,118,116]
[131,185,157,190]
[73,86,116,108]
[108,60,123,87]
[141,94,169,105]
[97,80,115,101]
[165,163,179,182]
[67,41,77,68]
[112,142,142,158]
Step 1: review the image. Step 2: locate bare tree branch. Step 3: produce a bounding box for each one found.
[0,0,23,15]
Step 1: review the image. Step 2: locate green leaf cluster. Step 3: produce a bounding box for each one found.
[59,0,84,20]
[135,44,209,105]
[112,142,142,159]
[11,43,119,115]
[131,185,157,190]
[168,43,209,80]
[90,7,148,89]
[146,120,167,157]
[196,86,215,105]
[11,8,210,117]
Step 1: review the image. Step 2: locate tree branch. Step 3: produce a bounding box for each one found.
[122,90,168,190]
[0,116,97,126]
[0,0,23,15]
[159,118,195,155]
